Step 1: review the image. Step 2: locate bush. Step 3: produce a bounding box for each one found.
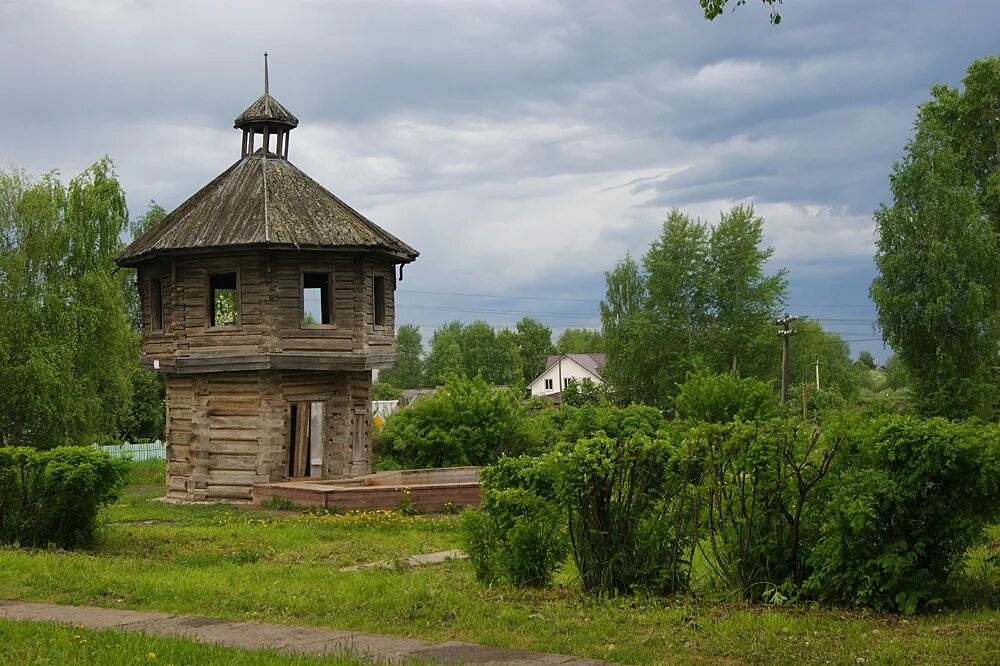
[549,430,697,595]
[375,375,536,468]
[0,446,129,548]
[694,419,840,600]
[460,488,567,587]
[805,416,999,612]
[674,372,777,423]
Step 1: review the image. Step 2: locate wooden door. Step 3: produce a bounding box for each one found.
[288,400,326,479]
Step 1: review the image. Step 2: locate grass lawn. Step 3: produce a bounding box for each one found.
[2,479,1000,665]
[0,618,368,665]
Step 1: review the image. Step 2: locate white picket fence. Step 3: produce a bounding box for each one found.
[93,440,166,462]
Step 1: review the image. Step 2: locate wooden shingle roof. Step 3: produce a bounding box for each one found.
[234,93,299,129]
[116,150,419,266]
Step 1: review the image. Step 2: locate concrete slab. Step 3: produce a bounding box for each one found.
[340,549,469,572]
[0,599,612,665]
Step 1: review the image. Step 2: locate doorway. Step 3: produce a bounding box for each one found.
[288,400,325,479]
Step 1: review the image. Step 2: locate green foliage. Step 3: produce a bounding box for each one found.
[372,379,402,401]
[550,431,697,595]
[0,160,136,447]
[375,374,537,468]
[701,0,783,24]
[709,205,788,376]
[515,317,554,382]
[123,201,166,330]
[425,319,547,387]
[0,446,129,548]
[460,488,567,587]
[425,320,464,385]
[674,372,777,423]
[378,324,426,389]
[872,57,1000,420]
[554,328,604,354]
[857,350,877,370]
[600,207,788,410]
[121,368,165,442]
[806,416,999,612]
[742,319,860,403]
[694,420,840,599]
[561,378,614,407]
[883,354,912,391]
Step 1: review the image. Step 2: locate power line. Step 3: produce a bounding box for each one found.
[398,288,875,309]
[398,289,598,303]
[397,304,598,318]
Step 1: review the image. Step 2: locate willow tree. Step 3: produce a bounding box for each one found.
[0,158,136,446]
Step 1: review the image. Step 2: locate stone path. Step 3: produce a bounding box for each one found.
[0,599,608,665]
[339,549,468,572]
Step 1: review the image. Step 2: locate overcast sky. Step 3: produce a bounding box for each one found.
[3,0,998,361]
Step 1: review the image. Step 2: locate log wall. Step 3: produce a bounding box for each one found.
[137,250,397,369]
[165,369,372,501]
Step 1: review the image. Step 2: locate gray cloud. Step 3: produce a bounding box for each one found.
[2,0,998,358]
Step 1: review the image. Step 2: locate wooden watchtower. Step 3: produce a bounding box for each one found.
[116,57,418,500]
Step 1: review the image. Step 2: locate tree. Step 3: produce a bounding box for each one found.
[379,324,426,388]
[871,60,1000,419]
[462,320,499,381]
[0,158,136,446]
[599,207,789,409]
[700,0,783,24]
[708,204,787,375]
[494,328,525,387]
[426,321,465,385]
[742,319,860,402]
[856,350,877,370]
[514,317,553,382]
[600,254,650,405]
[555,328,604,354]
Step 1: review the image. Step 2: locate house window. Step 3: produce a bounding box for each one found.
[564,377,571,389]
[302,272,331,325]
[373,274,386,326]
[150,277,163,332]
[544,378,553,390]
[209,272,239,328]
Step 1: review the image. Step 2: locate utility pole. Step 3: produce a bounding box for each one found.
[814,354,820,390]
[776,313,798,404]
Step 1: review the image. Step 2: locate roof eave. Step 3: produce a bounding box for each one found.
[115,243,418,268]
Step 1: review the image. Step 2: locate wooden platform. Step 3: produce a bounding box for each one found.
[251,466,482,512]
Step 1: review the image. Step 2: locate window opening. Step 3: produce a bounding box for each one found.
[544,378,553,390]
[302,272,331,324]
[150,277,163,332]
[209,272,238,328]
[373,275,386,326]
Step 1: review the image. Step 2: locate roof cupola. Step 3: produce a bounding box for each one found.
[235,53,299,159]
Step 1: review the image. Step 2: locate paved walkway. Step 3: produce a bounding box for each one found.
[0,599,608,665]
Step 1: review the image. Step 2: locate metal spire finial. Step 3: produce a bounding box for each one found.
[264,52,269,95]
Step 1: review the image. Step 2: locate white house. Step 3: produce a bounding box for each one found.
[528,353,606,399]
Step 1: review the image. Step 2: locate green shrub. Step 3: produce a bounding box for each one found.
[0,446,129,548]
[556,403,665,444]
[674,372,777,423]
[375,375,537,468]
[562,378,615,406]
[460,488,567,587]
[805,416,999,612]
[550,431,696,595]
[694,419,840,600]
